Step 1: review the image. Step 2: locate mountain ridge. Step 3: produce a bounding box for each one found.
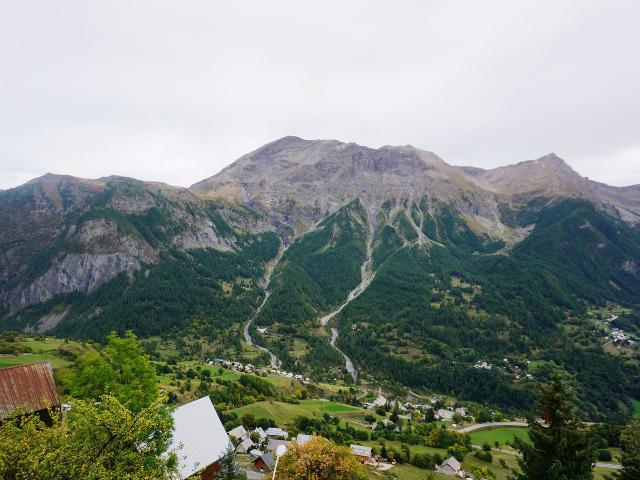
[1,136,639,420]
[192,137,640,234]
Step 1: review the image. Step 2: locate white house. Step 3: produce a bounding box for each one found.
[436,456,461,476]
[169,396,232,480]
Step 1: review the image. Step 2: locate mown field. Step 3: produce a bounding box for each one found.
[231,399,373,427]
[0,336,94,370]
[468,426,530,446]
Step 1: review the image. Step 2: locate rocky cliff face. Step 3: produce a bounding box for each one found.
[0,174,273,313]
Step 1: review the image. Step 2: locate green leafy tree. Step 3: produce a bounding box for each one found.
[511,375,597,480]
[216,447,247,480]
[447,443,467,462]
[472,466,496,480]
[0,395,176,480]
[66,331,158,412]
[608,420,640,480]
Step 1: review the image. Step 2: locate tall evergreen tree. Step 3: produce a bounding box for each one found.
[609,420,640,480]
[215,446,247,480]
[511,375,597,480]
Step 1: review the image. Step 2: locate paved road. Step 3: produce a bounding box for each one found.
[468,441,622,471]
[456,421,528,433]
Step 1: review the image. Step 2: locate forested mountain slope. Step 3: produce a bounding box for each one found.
[2,137,639,421]
[0,174,280,339]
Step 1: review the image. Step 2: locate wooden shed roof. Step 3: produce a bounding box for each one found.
[0,361,60,420]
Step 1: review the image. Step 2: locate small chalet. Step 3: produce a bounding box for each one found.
[436,456,461,476]
[0,361,60,426]
[169,397,232,480]
[350,444,372,463]
[254,452,276,473]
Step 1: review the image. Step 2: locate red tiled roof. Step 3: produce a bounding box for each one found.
[0,361,60,420]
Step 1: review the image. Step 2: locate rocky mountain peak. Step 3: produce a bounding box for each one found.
[192,137,640,234]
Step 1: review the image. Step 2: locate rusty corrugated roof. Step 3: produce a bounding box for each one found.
[0,361,60,420]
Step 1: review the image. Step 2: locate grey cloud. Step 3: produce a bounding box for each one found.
[1,0,639,189]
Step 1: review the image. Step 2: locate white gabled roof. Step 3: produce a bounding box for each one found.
[350,444,372,457]
[227,424,248,439]
[170,397,232,479]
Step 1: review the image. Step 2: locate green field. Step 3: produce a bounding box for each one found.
[231,399,365,426]
[0,353,70,368]
[468,426,530,446]
[0,337,90,369]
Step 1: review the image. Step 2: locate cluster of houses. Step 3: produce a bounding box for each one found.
[1,361,477,479]
[225,422,375,475]
[363,393,467,423]
[609,328,635,346]
[473,361,492,370]
[208,358,311,384]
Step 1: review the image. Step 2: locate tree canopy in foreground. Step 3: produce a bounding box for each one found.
[275,435,367,480]
[511,375,597,480]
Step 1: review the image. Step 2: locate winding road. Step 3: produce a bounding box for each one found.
[243,245,286,368]
[320,209,377,382]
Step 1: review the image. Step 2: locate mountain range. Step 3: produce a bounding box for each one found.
[2,136,639,421]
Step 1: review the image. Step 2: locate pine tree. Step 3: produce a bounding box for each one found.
[390,403,400,423]
[511,375,597,480]
[215,446,247,480]
[609,420,640,480]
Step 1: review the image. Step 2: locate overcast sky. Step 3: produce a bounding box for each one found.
[1,0,639,190]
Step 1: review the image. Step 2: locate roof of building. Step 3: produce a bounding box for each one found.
[266,439,290,452]
[350,444,373,457]
[249,448,264,458]
[265,427,288,437]
[296,433,313,446]
[0,361,60,420]
[169,396,232,479]
[227,424,249,439]
[439,456,461,472]
[257,452,275,470]
[252,427,267,438]
[236,437,255,453]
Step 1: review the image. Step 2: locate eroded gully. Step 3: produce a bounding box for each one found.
[243,245,286,368]
[319,210,377,382]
